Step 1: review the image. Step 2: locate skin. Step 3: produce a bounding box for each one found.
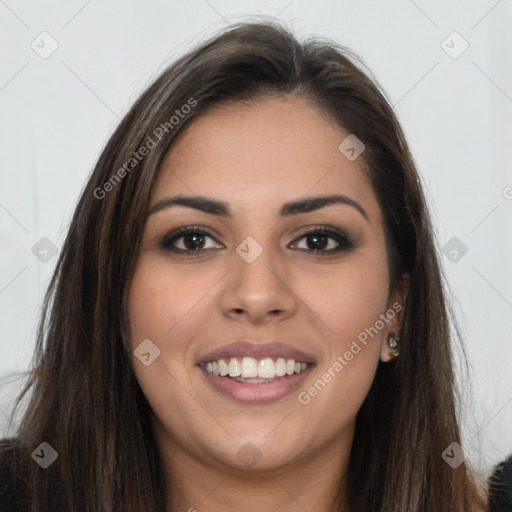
[127,94,408,512]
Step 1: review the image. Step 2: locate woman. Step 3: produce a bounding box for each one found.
[0,20,492,511]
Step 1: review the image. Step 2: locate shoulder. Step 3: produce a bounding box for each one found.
[488,453,512,511]
[0,438,29,512]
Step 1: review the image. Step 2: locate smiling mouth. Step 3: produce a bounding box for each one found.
[199,356,312,383]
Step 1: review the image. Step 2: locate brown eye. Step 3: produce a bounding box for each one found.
[290,226,355,254]
[160,225,355,255]
[160,226,223,253]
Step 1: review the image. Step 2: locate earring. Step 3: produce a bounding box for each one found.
[388,335,400,358]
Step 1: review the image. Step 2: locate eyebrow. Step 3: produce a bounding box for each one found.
[149,194,368,221]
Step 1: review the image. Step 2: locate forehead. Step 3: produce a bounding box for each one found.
[153,95,381,222]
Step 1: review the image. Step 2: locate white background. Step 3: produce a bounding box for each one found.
[0,0,511,478]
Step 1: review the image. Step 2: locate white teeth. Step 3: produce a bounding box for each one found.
[228,358,241,377]
[203,356,311,380]
[258,358,275,379]
[218,358,229,376]
[275,358,287,376]
[241,357,258,378]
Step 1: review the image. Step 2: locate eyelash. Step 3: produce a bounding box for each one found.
[159,225,356,255]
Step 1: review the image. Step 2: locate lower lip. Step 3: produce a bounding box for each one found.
[198,365,315,404]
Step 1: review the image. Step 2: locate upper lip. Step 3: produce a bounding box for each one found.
[197,341,317,365]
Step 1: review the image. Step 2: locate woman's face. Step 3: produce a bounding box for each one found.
[128,94,404,475]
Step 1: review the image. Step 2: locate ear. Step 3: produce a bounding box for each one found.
[380,274,410,363]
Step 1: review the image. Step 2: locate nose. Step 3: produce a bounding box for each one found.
[220,242,298,325]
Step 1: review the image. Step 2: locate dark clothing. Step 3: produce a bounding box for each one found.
[488,454,512,511]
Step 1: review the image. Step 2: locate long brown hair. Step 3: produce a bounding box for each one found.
[1,20,488,511]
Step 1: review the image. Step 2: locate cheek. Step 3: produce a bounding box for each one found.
[127,258,198,403]
[127,259,204,426]
[127,257,206,342]
[293,252,389,415]
[303,256,390,350]
[332,272,388,343]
